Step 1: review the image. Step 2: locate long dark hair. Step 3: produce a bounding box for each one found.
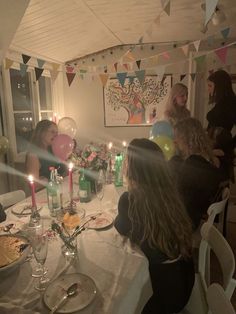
[208,70,235,103]
[126,138,192,259]
[31,120,57,147]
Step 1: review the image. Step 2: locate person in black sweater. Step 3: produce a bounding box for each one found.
[170,118,224,230]
[114,138,194,314]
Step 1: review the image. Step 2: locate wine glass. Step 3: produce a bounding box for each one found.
[95,169,105,212]
[31,232,49,291]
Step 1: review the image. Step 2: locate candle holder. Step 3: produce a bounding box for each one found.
[28,175,41,227]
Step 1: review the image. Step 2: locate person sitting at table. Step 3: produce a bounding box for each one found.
[164,82,191,126]
[25,119,66,189]
[114,138,194,314]
[170,117,224,230]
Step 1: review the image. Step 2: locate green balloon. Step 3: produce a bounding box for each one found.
[0,136,9,154]
[152,135,175,160]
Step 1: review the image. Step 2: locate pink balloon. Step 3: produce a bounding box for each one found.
[52,134,73,161]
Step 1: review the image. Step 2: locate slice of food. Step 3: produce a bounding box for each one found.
[0,236,28,268]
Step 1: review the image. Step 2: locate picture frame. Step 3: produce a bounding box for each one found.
[103,75,172,127]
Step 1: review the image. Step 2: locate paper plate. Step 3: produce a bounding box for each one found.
[44,273,97,313]
[86,212,113,230]
[11,203,42,217]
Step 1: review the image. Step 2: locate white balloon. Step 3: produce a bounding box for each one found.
[58,117,77,138]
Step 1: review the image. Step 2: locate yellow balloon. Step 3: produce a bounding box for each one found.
[152,135,175,160]
[0,136,9,155]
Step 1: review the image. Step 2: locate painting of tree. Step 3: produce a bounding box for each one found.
[104,75,172,126]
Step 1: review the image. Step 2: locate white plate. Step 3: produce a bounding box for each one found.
[44,273,97,313]
[86,213,113,230]
[11,203,42,217]
[0,220,25,235]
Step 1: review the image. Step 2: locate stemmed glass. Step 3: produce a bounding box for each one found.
[95,169,105,212]
[31,232,49,291]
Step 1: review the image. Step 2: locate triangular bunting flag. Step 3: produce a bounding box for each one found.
[221,27,230,40]
[51,63,60,72]
[135,70,146,85]
[193,40,201,52]
[50,70,59,81]
[215,46,228,64]
[117,72,127,87]
[125,51,135,61]
[180,74,186,81]
[194,55,206,66]
[37,59,45,68]
[123,64,129,71]
[35,67,44,81]
[66,65,74,73]
[136,60,141,69]
[5,58,14,69]
[181,45,189,56]
[162,51,170,60]
[163,1,171,16]
[66,72,76,86]
[20,63,28,77]
[205,0,219,26]
[114,63,118,72]
[190,73,196,82]
[160,0,167,9]
[22,54,31,64]
[99,74,109,87]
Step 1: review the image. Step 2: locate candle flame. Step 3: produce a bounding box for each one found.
[28,174,34,183]
[68,162,74,170]
[122,141,127,147]
[108,142,113,149]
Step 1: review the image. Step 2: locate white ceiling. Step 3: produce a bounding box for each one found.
[8,0,236,63]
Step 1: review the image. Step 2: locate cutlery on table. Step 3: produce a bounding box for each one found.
[50,282,78,313]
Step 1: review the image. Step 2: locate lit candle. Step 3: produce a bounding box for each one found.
[122,141,127,148]
[28,175,37,209]
[108,142,113,150]
[68,162,74,196]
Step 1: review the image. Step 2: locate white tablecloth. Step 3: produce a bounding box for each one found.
[0,182,152,314]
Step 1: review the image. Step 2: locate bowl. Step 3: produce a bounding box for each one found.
[0,234,30,274]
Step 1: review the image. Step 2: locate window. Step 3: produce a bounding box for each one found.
[9,68,53,154]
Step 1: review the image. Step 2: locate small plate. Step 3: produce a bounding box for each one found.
[86,213,113,230]
[0,220,25,235]
[11,203,42,217]
[44,273,97,313]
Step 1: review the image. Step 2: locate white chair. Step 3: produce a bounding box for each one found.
[180,223,236,314]
[0,190,26,209]
[192,187,230,247]
[207,283,235,314]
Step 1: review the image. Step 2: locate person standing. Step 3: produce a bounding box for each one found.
[114,138,194,314]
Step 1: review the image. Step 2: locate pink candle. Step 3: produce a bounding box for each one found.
[28,175,37,208]
[68,163,74,196]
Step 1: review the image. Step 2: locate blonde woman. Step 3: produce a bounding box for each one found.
[164,83,190,126]
[114,138,194,314]
[171,118,224,229]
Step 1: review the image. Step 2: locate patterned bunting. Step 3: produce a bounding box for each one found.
[99,74,109,87]
[129,76,135,84]
[22,54,31,64]
[66,65,74,73]
[20,63,28,77]
[35,67,44,81]
[215,46,228,64]
[123,64,129,71]
[117,72,127,87]
[180,74,186,81]
[190,73,196,82]
[181,45,189,56]
[162,52,170,60]
[136,60,141,69]
[114,63,118,72]
[135,70,146,85]
[205,0,219,26]
[221,27,230,39]
[5,58,14,69]
[51,63,60,72]
[163,1,171,16]
[37,59,45,68]
[66,72,76,86]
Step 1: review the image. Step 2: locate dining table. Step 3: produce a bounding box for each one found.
[0,176,152,314]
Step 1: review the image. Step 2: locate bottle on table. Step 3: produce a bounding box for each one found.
[114,153,124,187]
[47,167,61,217]
[78,168,91,203]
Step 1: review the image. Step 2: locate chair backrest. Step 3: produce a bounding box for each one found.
[207,187,230,230]
[199,223,236,299]
[0,190,26,209]
[207,283,235,314]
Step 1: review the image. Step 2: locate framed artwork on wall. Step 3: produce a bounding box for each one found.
[103,75,172,127]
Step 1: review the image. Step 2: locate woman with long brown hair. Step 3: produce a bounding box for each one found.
[114,138,194,314]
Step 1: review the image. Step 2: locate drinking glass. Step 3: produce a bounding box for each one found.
[95,169,105,212]
[31,233,49,291]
